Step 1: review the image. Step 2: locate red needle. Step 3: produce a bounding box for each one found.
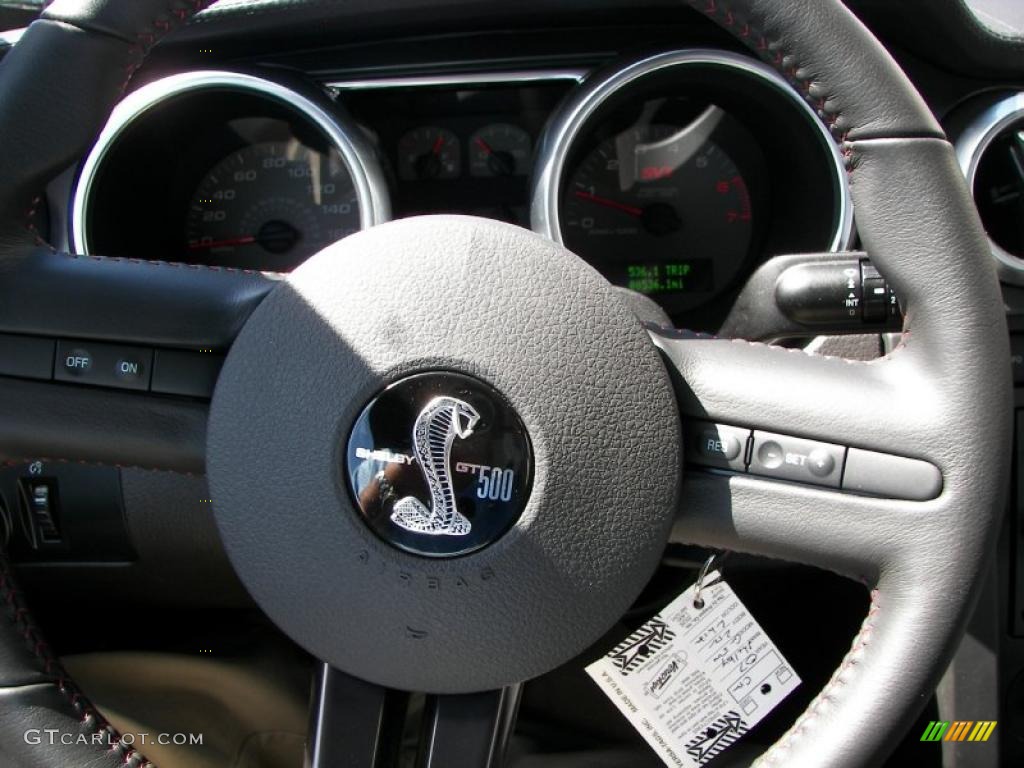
[475,137,493,155]
[432,135,445,155]
[188,235,256,250]
[573,190,643,218]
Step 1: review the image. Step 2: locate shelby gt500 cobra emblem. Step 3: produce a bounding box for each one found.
[391,397,480,536]
[345,372,533,558]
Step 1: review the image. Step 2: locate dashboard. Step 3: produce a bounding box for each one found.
[50,5,1024,335]
[2,1,1024,765]
[71,47,849,325]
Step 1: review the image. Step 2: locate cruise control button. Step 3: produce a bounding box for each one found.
[707,431,742,460]
[61,348,92,376]
[842,448,942,500]
[685,421,750,471]
[807,448,835,477]
[756,440,784,469]
[749,431,845,488]
[55,340,152,391]
[115,355,147,383]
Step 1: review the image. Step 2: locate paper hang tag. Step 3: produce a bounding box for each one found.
[585,572,800,768]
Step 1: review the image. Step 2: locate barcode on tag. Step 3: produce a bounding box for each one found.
[585,574,800,768]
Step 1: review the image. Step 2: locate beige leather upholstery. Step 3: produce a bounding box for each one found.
[62,653,308,768]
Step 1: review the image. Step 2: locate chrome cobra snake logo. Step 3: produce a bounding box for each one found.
[391,397,481,536]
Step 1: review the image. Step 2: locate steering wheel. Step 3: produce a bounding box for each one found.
[0,1,1011,766]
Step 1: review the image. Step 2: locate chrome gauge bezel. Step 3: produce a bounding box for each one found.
[954,91,1024,286]
[71,70,391,256]
[530,48,854,256]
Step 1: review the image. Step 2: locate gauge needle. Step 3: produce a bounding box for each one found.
[432,135,445,155]
[573,190,643,218]
[188,235,257,250]
[475,137,492,155]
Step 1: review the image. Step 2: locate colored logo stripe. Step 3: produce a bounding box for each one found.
[920,721,997,742]
[968,721,997,742]
[945,721,973,741]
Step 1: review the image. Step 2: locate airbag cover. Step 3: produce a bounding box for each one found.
[207,215,680,692]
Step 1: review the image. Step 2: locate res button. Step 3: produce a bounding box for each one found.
[685,421,751,471]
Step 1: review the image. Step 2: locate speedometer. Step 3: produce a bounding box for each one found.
[72,71,389,270]
[186,140,359,271]
[561,116,753,305]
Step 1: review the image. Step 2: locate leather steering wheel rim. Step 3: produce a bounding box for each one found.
[0,1,1011,767]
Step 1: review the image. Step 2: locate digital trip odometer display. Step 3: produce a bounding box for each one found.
[624,260,713,294]
[560,103,758,312]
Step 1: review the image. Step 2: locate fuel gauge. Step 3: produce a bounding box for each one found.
[398,126,460,180]
[470,124,531,177]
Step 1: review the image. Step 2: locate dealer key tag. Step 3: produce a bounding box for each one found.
[585,573,800,768]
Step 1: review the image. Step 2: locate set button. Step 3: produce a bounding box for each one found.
[749,431,844,488]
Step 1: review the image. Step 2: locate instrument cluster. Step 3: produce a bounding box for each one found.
[73,51,852,323]
[340,80,569,227]
[532,50,852,318]
[395,122,533,181]
[74,71,389,272]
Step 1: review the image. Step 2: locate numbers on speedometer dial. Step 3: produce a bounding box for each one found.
[561,108,753,308]
[186,141,359,271]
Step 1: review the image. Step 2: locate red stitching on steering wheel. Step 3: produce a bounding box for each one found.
[59,250,282,278]
[760,590,881,765]
[679,6,913,766]
[7,6,216,765]
[120,0,213,96]
[22,0,257,276]
[0,552,156,767]
[684,0,853,152]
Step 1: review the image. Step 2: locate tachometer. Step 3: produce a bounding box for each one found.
[534,51,853,320]
[561,114,753,304]
[186,140,359,271]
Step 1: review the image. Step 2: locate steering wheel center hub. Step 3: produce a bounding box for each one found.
[207,215,681,692]
[346,371,533,558]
